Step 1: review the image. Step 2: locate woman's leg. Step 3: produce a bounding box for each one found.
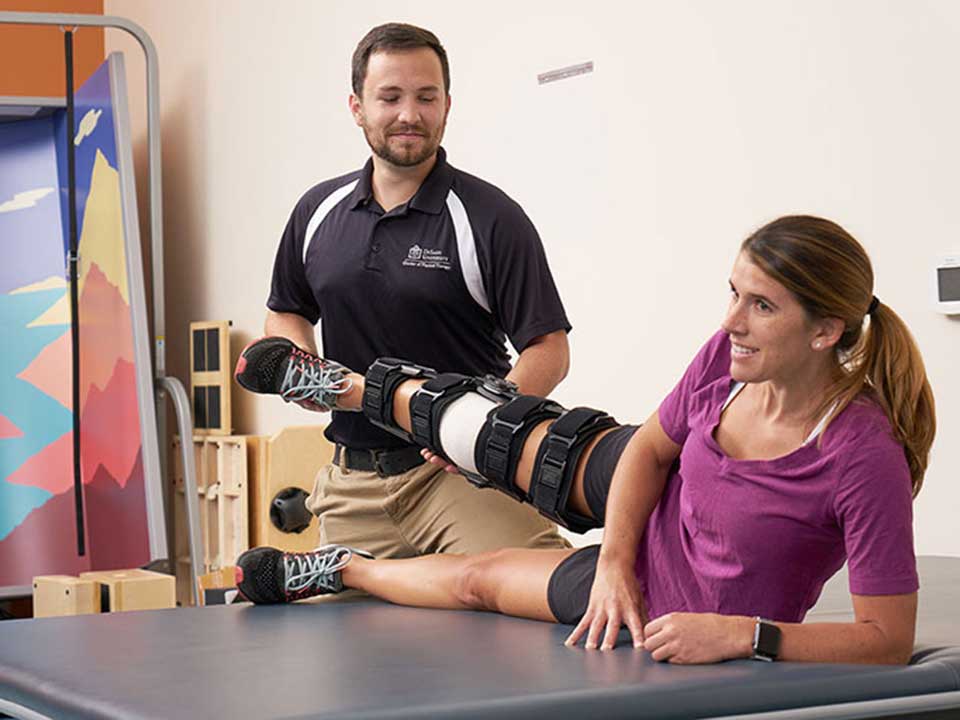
[336,373,613,520]
[342,547,578,621]
[235,338,628,528]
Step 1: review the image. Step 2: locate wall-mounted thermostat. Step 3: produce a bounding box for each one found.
[935,255,960,314]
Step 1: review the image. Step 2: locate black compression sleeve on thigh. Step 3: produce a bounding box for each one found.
[581,425,641,523]
[528,407,618,534]
[547,545,601,625]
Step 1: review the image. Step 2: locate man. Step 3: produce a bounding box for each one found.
[265,22,571,558]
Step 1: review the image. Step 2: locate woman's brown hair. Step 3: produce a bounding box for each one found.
[742,215,935,496]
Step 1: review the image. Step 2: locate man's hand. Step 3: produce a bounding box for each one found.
[421,448,458,474]
[294,398,330,413]
[643,612,752,664]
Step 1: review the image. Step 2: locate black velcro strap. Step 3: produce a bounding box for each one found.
[473,395,563,500]
[362,358,435,442]
[529,407,617,534]
[409,373,477,455]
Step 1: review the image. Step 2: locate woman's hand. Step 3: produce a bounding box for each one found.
[565,557,648,650]
[643,612,752,664]
[421,449,459,474]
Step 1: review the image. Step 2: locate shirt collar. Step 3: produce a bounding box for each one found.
[349,147,453,215]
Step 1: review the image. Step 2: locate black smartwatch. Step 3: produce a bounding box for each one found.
[751,617,781,662]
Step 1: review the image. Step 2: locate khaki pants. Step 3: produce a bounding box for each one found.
[306,458,570,558]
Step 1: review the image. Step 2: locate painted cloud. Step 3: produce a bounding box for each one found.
[74,108,103,146]
[0,188,55,215]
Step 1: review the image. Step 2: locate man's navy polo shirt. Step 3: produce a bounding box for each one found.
[268,147,571,450]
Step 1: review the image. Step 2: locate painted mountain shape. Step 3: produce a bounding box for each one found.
[78,261,134,408]
[77,149,129,304]
[0,413,23,439]
[21,261,134,410]
[80,357,141,489]
[10,275,66,294]
[0,450,149,588]
[0,483,92,587]
[16,328,71,409]
[85,450,149,571]
[5,431,72,495]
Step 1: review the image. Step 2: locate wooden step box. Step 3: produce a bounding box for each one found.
[171,426,334,605]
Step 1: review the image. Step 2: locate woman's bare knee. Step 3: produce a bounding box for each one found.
[453,550,511,611]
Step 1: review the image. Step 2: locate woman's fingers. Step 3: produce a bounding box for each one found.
[600,610,622,650]
[650,641,675,663]
[565,614,592,647]
[625,607,646,648]
[584,614,607,650]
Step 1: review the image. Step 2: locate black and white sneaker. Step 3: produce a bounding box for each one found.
[235,545,373,604]
[234,336,354,411]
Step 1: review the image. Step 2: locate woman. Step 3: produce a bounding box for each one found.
[235,215,935,665]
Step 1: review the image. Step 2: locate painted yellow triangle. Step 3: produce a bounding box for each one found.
[78,149,129,303]
[10,275,67,294]
[27,291,70,327]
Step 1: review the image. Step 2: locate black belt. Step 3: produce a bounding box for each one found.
[333,444,426,477]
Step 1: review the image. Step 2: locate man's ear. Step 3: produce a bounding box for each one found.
[348,94,364,127]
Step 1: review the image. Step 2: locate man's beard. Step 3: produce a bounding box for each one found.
[363,121,444,168]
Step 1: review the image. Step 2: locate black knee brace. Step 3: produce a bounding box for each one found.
[362,358,436,443]
[472,395,564,501]
[528,407,618,534]
[409,373,479,456]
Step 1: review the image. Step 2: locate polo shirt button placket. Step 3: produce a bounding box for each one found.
[366,221,384,270]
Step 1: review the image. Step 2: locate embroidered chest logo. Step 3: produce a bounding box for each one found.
[403,244,452,271]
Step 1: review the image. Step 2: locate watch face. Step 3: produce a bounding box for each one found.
[755,620,782,659]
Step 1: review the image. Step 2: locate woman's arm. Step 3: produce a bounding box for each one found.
[643,592,917,664]
[565,412,681,650]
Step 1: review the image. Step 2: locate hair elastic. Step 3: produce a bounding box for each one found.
[868,296,880,315]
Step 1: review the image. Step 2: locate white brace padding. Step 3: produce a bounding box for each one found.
[436,392,499,473]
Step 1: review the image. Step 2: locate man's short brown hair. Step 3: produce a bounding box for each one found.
[352,23,450,96]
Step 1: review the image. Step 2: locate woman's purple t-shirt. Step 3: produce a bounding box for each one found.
[636,330,918,623]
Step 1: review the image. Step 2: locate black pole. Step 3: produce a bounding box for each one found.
[64,28,85,557]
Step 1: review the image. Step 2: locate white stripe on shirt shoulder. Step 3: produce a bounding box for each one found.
[302,179,360,264]
[445,189,491,314]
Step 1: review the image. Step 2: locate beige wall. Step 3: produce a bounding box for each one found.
[105,0,959,555]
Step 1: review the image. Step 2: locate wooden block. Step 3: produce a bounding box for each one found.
[196,567,241,606]
[80,569,175,612]
[32,575,99,618]
[248,425,333,552]
[171,435,250,606]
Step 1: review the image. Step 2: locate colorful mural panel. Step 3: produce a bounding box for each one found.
[0,57,152,589]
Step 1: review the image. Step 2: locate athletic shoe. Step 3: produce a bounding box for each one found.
[234,336,353,411]
[235,545,374,604]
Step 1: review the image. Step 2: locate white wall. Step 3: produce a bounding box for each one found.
[106,0,959,555]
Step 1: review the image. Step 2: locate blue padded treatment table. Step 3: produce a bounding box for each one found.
[1,556,958,719]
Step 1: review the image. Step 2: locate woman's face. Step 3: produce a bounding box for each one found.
[721,252,827,385]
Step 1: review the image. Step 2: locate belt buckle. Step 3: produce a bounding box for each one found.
[371,449,392,478]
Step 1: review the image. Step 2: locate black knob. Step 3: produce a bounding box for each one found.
[269,487,312,533]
